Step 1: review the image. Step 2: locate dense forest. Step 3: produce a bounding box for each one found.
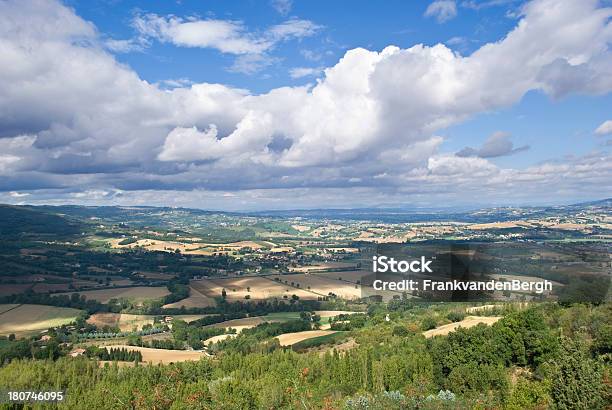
[0,302,609,409]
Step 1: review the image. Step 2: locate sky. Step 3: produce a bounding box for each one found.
[0,0,611,211]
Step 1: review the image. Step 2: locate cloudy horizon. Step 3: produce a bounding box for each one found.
[0,0,611,211]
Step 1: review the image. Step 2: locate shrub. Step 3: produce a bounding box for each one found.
[446,311,465,322]
[392,325,409,336]
[421,317,437,331]
[550,336,605,410]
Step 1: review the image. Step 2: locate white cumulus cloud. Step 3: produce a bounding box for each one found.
[0,0,610,207]
[289,67,324,78]
[595,120,612,135]
[132,14,320,55]
[425,1,458,23]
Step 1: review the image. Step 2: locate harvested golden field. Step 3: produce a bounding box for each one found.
[276,330,337,346]
[102,345,208,364]
[162,286,216,309]
[539,222,591,232]
[270,246,295,253]
[109,238,267,255]
[0,304,82,337]
[310,224,345,237]
[87,313,209,331]
[355,230,417,243]
[314,310,361,317]
[355,223,462,243]
[468,221,533,230]
[224,241,267,249]
[0,304,19,314]
[203,333,237,345]
[315,270,372,283]
[422,316,502,338]
[86,313,121,329]
[289,262,358,273]
[87,313,154,331]
[191,277,318,301]
[81,332,173,347]
[316,271,407,301]
[270,274,362,299]
[57,286,170,303]
[204,316,268,332]
[109,238,190,251]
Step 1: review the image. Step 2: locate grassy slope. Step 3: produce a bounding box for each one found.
[0,304,82,337]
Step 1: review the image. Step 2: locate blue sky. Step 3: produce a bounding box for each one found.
[62,0,612,164]
[70,0,521,91]
[0,0,610,210]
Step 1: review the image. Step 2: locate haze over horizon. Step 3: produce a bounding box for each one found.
[1,0,611,210]
[3,196,610,215]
